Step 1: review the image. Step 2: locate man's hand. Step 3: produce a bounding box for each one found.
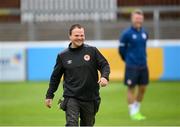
[45,99,52,108]
[98,77,109,87]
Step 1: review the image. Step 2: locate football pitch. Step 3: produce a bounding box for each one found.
[0,81,180,126]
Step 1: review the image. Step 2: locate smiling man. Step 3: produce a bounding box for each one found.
[45,24,110,126]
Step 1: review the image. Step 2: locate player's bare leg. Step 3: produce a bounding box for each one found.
[132,85,147,120]
[137,85,146,102]
[127,86,147,120]
[127,87,136,104]
[127,87,139,118]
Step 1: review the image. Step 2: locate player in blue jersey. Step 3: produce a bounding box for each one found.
[118,9,149,120]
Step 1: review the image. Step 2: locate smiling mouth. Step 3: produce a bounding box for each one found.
[76,41,83,43]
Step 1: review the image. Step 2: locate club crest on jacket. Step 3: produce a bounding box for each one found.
[84,54,90,61]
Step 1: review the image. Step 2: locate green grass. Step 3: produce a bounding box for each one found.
[0,81,180,126]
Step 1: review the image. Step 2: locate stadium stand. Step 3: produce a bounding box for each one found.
[0,0,180,41]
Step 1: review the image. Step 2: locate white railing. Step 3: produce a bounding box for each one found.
[21,0,117,22]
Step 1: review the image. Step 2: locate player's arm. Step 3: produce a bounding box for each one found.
[45,54,64,108]
[94,47,110,87]
[118,32,128,61]
[144,31,149,57]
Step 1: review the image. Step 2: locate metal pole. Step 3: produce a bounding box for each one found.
[153,9,160,39]
[27,13,36,41]
[27,22,36,41]
[94,13,101,40]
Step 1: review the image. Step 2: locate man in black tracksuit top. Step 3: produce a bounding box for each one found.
[45,24,110,126]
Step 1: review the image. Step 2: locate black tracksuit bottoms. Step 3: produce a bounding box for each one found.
[65,98,100,126]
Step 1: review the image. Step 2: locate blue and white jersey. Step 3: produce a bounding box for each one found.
[118,26,148,68]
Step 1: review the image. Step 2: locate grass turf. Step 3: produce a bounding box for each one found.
[0,81,180,126]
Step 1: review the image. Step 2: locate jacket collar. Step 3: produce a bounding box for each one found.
[68,43,84,51]
[131,25,142,32]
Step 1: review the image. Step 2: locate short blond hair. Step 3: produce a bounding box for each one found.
[131,9,144,16]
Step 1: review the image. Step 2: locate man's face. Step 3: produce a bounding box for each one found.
[69,27,85,47]
[131,13,144,29]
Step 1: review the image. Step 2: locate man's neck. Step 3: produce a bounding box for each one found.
[70,43,84,49]
[71,43,78,48]
[132,25,142,31]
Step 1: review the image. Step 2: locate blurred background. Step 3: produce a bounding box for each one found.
[1,0,180,81]
[0,0,180,126]
[0,0,180,41]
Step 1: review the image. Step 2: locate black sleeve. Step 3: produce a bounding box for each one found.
[46,54,64,99]
[94,47,110,81]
